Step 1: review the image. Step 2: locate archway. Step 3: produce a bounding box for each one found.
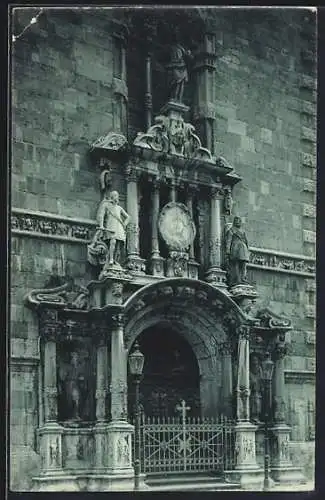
[128,321,201,419]
[124,279,247,418]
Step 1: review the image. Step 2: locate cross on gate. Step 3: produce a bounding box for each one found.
[176,399,191,424]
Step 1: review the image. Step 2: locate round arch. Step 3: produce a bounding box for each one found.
[123,278,245,416]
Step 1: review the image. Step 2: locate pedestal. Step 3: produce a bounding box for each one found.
[205,267,228,289]
[188,259,200,280]
[225,422,264,490]
[107,420,134,473]
[149,255,165,277]
[94,422,110,471]
[38,422,64,475]
[270,424,305,484]
[126,255,146,276]
[99,262,132,282]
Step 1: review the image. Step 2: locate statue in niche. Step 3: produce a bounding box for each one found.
[225,216,250,286]
[58,350,90,422]
[249,354,263,423]
[89,190,130,270]
[166,43,192,103]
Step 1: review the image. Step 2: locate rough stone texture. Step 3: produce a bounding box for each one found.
[10,7,316,489]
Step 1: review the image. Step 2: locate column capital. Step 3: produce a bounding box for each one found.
[148,174,160,190]
[237,324,251,340]
[111,312,125,328]
[210,184,224,199]
[125,162,138,182]
[218,340,233,356]
[272,342,289,360]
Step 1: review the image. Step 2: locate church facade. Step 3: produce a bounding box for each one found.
[10,7,316,491]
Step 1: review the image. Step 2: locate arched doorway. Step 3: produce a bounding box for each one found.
[128,322,201,419]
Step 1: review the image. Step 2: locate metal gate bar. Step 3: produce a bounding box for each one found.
[132,403,235,475]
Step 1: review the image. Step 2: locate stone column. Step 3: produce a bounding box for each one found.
[225,325,263,489]
[205,185,227,288]
[192,33,217,154]
[125,163,145,275]
[44,340,58,423]
[170,179,177,202]
[144,53,153,130]
[94,336,109,471]
[38,335,64,476]
[110,314,128,422]
[219,341,233,418]
[107,314,134,475]
[149,176,164,277]
[269,339,305,484]
[186,184,200,280]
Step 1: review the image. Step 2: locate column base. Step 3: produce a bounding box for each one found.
[126,256,146,276]
[205,267,228,290]
[270,424,305,484]
[149,255,165,277]
[225,468,264,490]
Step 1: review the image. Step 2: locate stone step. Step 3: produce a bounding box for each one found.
[145,473,240,491]
[146,482,240,491]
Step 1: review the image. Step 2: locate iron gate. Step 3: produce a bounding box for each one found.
[132,401,235,475]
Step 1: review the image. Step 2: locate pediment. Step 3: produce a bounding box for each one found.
[255,307,292,330]
[25,278,90,311]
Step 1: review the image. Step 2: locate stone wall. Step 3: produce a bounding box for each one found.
[10,7,316,489]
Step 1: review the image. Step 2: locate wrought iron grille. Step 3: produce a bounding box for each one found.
[132,407,235,475]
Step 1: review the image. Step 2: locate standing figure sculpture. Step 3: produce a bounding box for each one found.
[96,190,130,267]
[58,351,86,422]
[166,44,192,103]
[225,216,250,286]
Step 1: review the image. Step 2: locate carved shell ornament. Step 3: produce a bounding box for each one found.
[158,202,196,252]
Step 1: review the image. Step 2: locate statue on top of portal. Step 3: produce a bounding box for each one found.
[225,216,250,287]
[166,44,192,103]
[88,190,130,275]
[96,190,130,267]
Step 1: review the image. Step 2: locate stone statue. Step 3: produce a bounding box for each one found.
[225,216,250,286]
[249,354,263,423]
[166,44,192,103]
[58,351,87,422]
[96,190,130,267]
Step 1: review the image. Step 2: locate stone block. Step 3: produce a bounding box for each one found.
[260,180,270,195]
[301,152,316,168]
[305,357,316,371]
[301,126,316,143]
[303,230,316,244]
[301,100,316,116]
[240,135,255,152]
[227,118,247,136]
[303,179,316,193]
[260,127,273,144]
[303,204,316,218]
[305,331,316,345]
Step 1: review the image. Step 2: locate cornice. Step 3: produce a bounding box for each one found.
[11,208,315,277]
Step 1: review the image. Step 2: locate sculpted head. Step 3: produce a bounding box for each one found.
[109,190,119,204]
[233,216,242,228]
